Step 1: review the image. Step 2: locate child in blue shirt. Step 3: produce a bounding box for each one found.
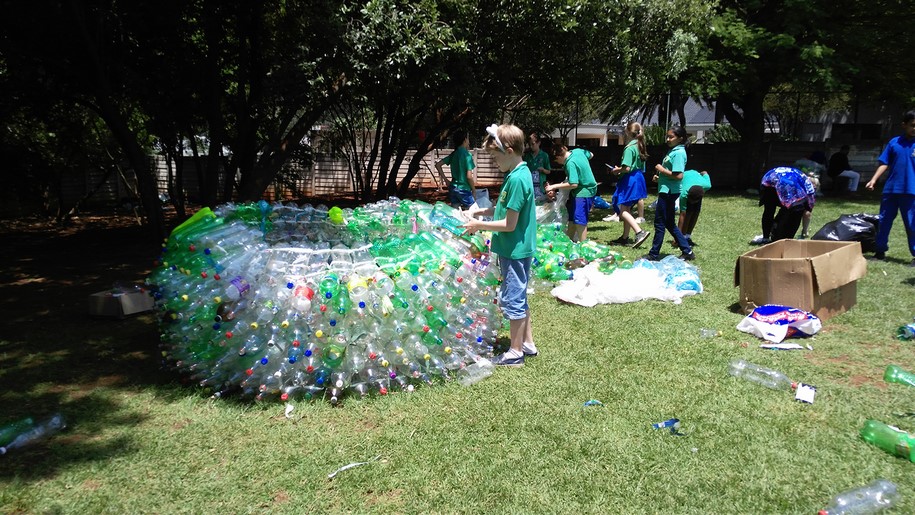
[865,110,915,264]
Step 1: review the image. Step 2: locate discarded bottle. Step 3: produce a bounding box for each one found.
[897,323,915,341]
[0,417,34,447]
[0,414,66,455]
[884,365,915,388]
[860,419,915,462]
[652,418,680,430]
[727,359,797,391]
[699,328,721,338]
[456,358,494,386]
[818,479,898,515]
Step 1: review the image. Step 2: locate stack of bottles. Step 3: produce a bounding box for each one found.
[532,222,628,283]
[151,198,600,403]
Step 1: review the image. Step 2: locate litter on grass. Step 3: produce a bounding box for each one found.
[736,304,821,343]
[551,256,702,307]
[327,455,382,479]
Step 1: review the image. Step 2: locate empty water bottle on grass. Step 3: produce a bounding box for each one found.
[727,359,796,390]
[457,358,494,386]
[0,414,66,455]
[819,479,898,515]
[699,328,720,338]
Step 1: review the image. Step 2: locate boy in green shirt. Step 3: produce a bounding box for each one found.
[545,143,598,242]
[463,124,537,367]
[435,129,476,208]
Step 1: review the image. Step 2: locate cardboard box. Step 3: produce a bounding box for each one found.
[734,240,867,321]
[88,288,156,319]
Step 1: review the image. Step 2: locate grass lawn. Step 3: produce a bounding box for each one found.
[1,190,914,514]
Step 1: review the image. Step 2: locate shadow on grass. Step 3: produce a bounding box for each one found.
[0,215,194,477]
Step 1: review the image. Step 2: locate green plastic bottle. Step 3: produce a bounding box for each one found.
[884,365,915,388]
[860,419,915,462]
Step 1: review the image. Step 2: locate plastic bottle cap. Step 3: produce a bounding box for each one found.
[225,331,233,339]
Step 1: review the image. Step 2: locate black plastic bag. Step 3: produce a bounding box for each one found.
[811,213,880,252]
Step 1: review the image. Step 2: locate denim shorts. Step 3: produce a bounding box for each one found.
[498,256,532,320]
[566,196,594,226]
[449,186,475,208]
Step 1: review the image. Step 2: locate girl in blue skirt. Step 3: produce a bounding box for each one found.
[609,121,651,248]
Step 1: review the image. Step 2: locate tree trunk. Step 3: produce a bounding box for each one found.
[718,91,768,189]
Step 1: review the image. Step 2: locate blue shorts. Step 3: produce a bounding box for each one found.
[498,256,531,320]
[566,196,594,226]
[449,186,475,208]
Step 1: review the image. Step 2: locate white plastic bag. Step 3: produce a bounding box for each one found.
[473,189,492,210]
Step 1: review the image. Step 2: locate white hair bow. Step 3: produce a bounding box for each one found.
[485,123,505,152]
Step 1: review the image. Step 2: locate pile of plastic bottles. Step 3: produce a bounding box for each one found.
[531,222,629,284]
[148,198,618,403]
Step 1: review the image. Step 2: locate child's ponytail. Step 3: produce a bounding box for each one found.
[626,121,649,161]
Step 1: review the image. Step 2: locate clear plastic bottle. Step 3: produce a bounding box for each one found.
[699,328,721,338]
[727,359,796,390]
[457,358,494,386]
[0,414,66,455]
[818,479,898,515]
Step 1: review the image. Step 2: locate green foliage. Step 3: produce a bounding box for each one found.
[641,124,669,146]
[763,85,851,141]
[703,124,742,143]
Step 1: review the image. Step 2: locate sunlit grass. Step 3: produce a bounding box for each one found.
[1,191,914,514]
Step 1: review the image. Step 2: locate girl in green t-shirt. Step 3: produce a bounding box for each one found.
[523,132,551,199]
[646,125,695,261]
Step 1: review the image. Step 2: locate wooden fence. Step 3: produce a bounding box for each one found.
[40,141,887,211]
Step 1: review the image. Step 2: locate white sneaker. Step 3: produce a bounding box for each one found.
[602,214,620,222]
[635,217,645,224]
[749,235,771,245]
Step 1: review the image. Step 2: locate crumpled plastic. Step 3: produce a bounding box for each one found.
[736,304,821,343]
[550,256,702,306]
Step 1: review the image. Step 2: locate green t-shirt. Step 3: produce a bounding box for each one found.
[620,141,645,174]
[443,146,475,191]
[565,148,598,198]
[491,162,536,259]
[679,170,712,204]
[658,145,687,194]
[523,149,551,195]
